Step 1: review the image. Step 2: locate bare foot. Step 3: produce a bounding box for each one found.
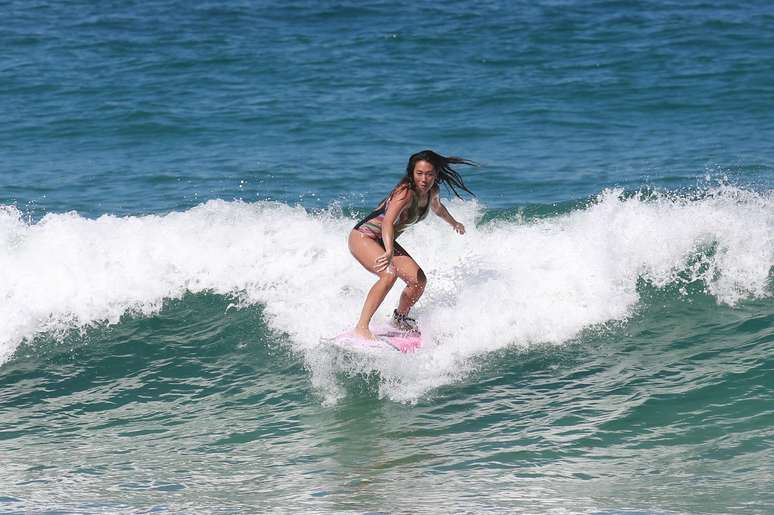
[353,326,376,340]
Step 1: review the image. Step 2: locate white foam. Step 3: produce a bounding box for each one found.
[1,186,772,402]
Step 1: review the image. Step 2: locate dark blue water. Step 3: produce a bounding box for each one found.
[2,1,773,512]
[4,0,774,217]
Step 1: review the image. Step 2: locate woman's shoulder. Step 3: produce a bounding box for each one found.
[390,183,414,202]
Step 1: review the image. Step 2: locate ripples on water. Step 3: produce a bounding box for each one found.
[2,291,772,512]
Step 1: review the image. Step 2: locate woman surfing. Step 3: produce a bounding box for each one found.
[348,150,476,340]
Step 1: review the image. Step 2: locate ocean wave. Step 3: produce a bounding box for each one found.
[1,185,772,401]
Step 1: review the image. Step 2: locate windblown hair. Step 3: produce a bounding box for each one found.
[395,149,477,199]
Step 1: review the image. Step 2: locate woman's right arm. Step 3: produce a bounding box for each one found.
[375,187,412,272]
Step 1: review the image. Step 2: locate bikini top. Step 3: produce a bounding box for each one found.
[354,186,433,238]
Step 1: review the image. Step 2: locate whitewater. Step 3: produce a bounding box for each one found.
[2,185,772,403]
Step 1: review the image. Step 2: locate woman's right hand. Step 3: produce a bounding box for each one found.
[375,250,393,272]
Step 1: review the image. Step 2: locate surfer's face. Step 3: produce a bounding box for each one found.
[412,160,436,193]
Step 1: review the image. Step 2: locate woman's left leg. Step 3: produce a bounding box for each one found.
[390,243,427,316]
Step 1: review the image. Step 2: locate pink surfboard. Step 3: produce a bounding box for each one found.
[331,324,422,354]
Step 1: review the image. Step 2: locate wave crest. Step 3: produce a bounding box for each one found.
[1,186,772,401]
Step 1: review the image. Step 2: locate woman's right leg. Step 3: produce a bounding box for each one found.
[348,230,398,339]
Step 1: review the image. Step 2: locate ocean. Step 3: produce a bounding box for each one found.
[2,0,773,512]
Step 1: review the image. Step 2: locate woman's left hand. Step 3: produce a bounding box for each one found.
[452,222,465,235]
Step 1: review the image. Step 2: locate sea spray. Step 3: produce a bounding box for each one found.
[1,186,772,401]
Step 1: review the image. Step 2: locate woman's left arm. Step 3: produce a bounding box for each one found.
[431,189,465,235]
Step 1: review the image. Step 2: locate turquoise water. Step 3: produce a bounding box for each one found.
[2,1,774,512]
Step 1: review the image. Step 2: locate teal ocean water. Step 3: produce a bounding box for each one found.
[2,1,773,512]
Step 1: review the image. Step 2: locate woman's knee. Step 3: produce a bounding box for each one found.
[378,270,398,288]
[408,268,427,289]
[417,268,427,287]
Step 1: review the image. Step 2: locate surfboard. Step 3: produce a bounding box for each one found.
[329,324,422,354]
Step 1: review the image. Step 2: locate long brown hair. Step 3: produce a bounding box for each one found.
[394,149,477,199]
